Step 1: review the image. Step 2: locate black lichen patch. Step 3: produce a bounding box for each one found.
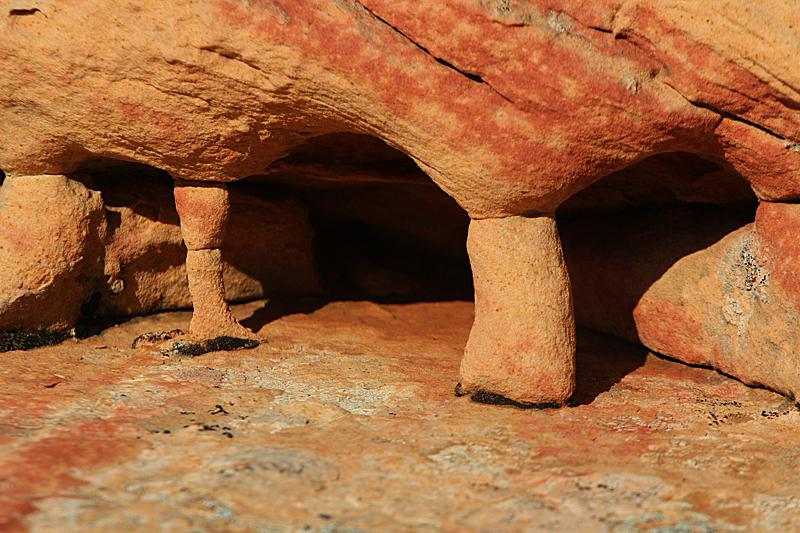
[161,340,207,357]
[195,423,234,438]
[206,336,260,352]
[0,330,71,352]
[761,405,796,419]
[455,383,561,409]
[209,404,229,415]
[469,390,561,410]
[131,329,185,348]
[161,336,260,358]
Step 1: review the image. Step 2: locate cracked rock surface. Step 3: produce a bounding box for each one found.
[2,300,800,532]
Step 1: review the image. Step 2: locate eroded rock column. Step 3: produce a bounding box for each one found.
[173,180,256,341]
[460,214,576,405]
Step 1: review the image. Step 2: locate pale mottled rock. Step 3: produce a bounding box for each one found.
[561,204,800,400]
[2,302,800,532]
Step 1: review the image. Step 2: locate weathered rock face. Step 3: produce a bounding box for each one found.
[1,0,799,404]
[3,301,800,533]
[0,175,106,332]
[97,165,321,317]
[0,167,321,330]
[3,0,798,214]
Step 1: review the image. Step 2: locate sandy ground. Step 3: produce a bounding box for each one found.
[1,299,799,532]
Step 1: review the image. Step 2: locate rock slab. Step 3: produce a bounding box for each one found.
[1,301,800,532]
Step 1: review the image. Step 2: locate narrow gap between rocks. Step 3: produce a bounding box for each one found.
[556,151,758,402]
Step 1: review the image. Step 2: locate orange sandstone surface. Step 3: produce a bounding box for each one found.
[1,301,800,532]
[2,1,800,405]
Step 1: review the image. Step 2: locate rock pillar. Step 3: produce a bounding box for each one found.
[459,214,576,405]
[174,180,256,340]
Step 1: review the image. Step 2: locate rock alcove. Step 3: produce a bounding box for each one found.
[2,0,799,404]
[52,133,476,327]
[2,132,765,379]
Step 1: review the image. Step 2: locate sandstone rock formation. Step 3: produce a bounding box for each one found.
[1,0,798,404]
[0,175,106,332]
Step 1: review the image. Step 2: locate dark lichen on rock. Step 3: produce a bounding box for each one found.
[0,330,71,352]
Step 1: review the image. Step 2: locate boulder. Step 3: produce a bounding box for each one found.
[0,175,106,331]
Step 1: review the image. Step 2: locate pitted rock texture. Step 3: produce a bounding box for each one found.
[461,215,575,404]
[0,175,106,331]
[0,169,320,330]
[2,301,800,532]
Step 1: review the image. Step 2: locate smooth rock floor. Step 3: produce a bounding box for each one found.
[1,299,799,533]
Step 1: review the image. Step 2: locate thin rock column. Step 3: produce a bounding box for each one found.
[174,179,256,341]
[459,214,576,405]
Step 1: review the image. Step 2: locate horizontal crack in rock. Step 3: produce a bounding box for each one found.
[199,45,269,77]
[690,101,793,143]
[662,85,796,143]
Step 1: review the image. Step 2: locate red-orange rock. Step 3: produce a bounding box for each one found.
[460,215,575,405]
[174,180,231,251]
[1,0,799,404]
[0,170,319,332]
[561,203,800,400]
[2,1,797,214]
[98,171,320,318]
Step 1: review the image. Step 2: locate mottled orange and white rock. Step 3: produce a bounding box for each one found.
[174,180,231,251]
[4,0,797,214]
[460,215,575,405]
[561,203,800,401]
[97,169,320,318]
[1,0,799,404]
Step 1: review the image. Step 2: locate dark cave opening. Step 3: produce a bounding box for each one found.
[250,132,474,304]
[63,143,761,339]
[72,140,475,326]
